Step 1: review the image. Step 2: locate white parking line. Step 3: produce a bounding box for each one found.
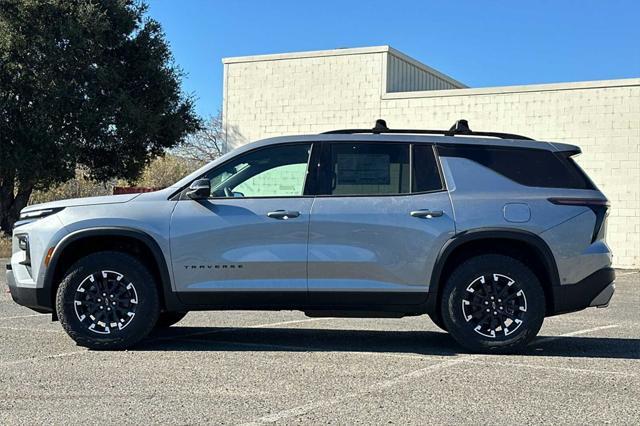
[239,323,621,425]
[464,359,635,377]
[557,324,620,337]
[0,313,47,320]
[241,356,476,426]
[0,325,63,333]
[536,324,620,344]
[0,350,87,367]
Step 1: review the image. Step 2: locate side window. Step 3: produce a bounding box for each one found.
[329,143,410,195]
[234,163,308,197]
[412,145,443,192]
[206,144,312,197]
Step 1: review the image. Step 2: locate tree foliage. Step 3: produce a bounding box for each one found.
[29,168,114,205]
[134,154,199,189]
[29,154,200,205]
[0,0,201,233]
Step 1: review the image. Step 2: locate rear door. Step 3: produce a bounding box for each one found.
[307,141,455,305]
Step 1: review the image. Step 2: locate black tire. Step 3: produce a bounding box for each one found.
[428,313,448,332]
[155,311,187,328]
[56,251,160,350]
[440,254,545,354]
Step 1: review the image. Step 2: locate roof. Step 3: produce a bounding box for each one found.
[222,45,394,64]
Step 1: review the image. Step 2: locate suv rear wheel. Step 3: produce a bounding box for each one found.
[56,251,160,350]
[441,254,545,353]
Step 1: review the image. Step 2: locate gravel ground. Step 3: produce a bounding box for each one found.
[1,262,638,425]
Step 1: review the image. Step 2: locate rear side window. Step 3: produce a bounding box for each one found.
[329,143,410,195]
[413,145,444,192]
[438,145,595,189]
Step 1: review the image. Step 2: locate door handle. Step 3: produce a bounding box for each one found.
[410,209,444,218]
[267,210,300,220]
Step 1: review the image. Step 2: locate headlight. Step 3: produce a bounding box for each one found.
[14,207,65,230]
[19,207,64,221]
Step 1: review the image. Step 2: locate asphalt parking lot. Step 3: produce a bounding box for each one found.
[1,264,638,425]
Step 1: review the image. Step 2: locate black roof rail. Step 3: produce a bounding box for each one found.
[322,119,533,140]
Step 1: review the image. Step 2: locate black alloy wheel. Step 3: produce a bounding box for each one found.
[461,272,527,338]
[57,251,160,350]
[73,270,139,335]
[441,254,545,353]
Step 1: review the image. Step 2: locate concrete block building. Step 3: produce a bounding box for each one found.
[221,46,640,268]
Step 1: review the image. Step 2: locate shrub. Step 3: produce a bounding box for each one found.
[0,236,11,258]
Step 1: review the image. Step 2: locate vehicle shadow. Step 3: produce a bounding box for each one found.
[137,326,640,360]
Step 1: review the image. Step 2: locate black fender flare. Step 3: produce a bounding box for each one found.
[44,227,184,312]
[426,228,560,315]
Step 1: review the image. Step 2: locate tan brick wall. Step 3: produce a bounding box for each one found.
[223,47,386,151]
[222,47,640,268]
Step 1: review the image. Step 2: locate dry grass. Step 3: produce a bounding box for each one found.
[0,236,11,258]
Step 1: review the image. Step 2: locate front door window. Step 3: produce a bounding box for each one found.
[207,144,312,198]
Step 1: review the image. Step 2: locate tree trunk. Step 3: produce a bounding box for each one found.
[0,174,33,236]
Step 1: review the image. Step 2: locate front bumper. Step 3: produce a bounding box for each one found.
[6,266,52,314]
[550,267,616,315]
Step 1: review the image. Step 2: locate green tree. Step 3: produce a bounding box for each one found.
[0,0,200,233]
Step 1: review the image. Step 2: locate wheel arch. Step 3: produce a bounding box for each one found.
[44,227,183,316]
[428,228,560,321]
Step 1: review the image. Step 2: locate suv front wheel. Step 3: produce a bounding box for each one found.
[441,254,545,353]
[56,251,160,350]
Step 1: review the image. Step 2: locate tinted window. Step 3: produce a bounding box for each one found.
[412,145,443,192]
[206,144,312,197]
[438,145,595,189]
[329,143,410,195]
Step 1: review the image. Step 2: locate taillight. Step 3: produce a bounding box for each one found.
[548,198,610,243]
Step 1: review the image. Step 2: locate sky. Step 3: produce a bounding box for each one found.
[147,0,640,118]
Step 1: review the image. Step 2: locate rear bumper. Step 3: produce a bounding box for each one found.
[6,267,52,314]
[550,267,615,315]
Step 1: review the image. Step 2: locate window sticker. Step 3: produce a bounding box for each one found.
[337,154,390,185]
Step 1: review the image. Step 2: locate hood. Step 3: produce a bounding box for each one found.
[22,193,141,213]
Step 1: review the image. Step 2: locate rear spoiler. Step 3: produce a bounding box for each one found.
[549,142,582,156]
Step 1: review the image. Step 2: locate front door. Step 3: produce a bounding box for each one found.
[307,141,455,305]
[170,143,315,306]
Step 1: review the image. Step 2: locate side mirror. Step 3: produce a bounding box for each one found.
[186,179,211,200]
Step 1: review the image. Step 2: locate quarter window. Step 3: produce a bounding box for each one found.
[438,145,595,189]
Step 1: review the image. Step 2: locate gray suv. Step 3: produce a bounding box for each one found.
[6,120,615,353]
